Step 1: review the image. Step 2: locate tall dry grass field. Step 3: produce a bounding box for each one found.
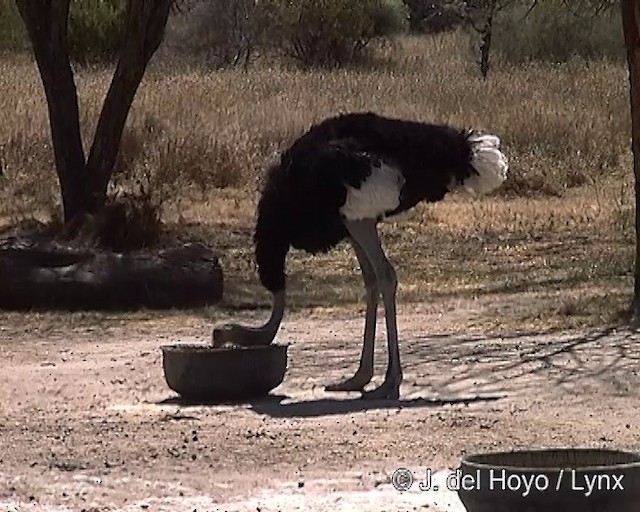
[0,33,635,330]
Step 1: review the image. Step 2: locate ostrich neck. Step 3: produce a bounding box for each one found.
[264,290,285,334]
[213,290,285,347]
[233,290,284,345]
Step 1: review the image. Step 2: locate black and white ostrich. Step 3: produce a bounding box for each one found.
[213,112,508,400]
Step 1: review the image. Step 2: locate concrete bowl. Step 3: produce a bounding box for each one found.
[457,448,640,512]
[161,343,288,401]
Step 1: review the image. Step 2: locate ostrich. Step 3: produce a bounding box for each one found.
[213,112,508,400]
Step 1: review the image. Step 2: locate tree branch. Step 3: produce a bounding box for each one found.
[86,0,173,207]
[522,0,539,20]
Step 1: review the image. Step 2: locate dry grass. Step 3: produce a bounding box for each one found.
[0,32,635,331]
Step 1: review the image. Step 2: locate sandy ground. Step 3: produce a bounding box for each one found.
[1,302,640,512]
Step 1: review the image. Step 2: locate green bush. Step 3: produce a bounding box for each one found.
[0,0,125,63]
[67,0,126,64]
[404,0,465,33]
[0,0,27,52]
[370,0,411,36]
[263,0,410,68]
[493,1,624,64]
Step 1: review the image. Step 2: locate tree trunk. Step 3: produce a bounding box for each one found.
[0,240,223,310]
[479,11,494,79]
[16,0,173,222]
[86,0,173,206]
[469,0,497,79]
[622,0,640,320]
[15,0,90,220]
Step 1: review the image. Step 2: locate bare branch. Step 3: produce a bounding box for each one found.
[522,0,539,20]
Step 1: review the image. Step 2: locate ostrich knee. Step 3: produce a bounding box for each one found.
[364,270,379,299]
[380,261,397,300]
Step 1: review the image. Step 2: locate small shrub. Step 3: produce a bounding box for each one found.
[493,1,624,64]
[371,0,412,35]
[67,0,126,64]
[96,193,162,252]
[109,114,245,223]
[263,0,410,68]
[167,0,267,69]
[610,181,634,243]
[54,193,162,252]
[404,0,465,33]
[0,0,126,63]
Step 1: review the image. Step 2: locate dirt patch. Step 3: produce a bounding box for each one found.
[1,300,639,511]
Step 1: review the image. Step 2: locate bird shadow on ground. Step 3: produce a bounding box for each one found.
[156,392,505,418]
[246,392,506,418]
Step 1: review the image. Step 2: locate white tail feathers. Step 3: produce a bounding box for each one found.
[464,134,509,196]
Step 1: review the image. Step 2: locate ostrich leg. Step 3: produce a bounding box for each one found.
[344,218,402,400]
[325,238,378,392]
[212,290,285,346]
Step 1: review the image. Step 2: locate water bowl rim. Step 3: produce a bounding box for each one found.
[160,343,290,353]
[460,448,640,473]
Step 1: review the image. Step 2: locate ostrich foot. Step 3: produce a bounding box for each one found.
[325,370,373,392]
[361,377,401,400]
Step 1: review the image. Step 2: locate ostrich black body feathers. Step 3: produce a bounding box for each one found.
[254,112,480,293]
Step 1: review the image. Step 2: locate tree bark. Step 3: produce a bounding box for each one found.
[86,0,173,207]
[15,0,90,220]
[479,10,494,79]
[468,0,498,79]
[622,0,640,320]
[16,0,173,221]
